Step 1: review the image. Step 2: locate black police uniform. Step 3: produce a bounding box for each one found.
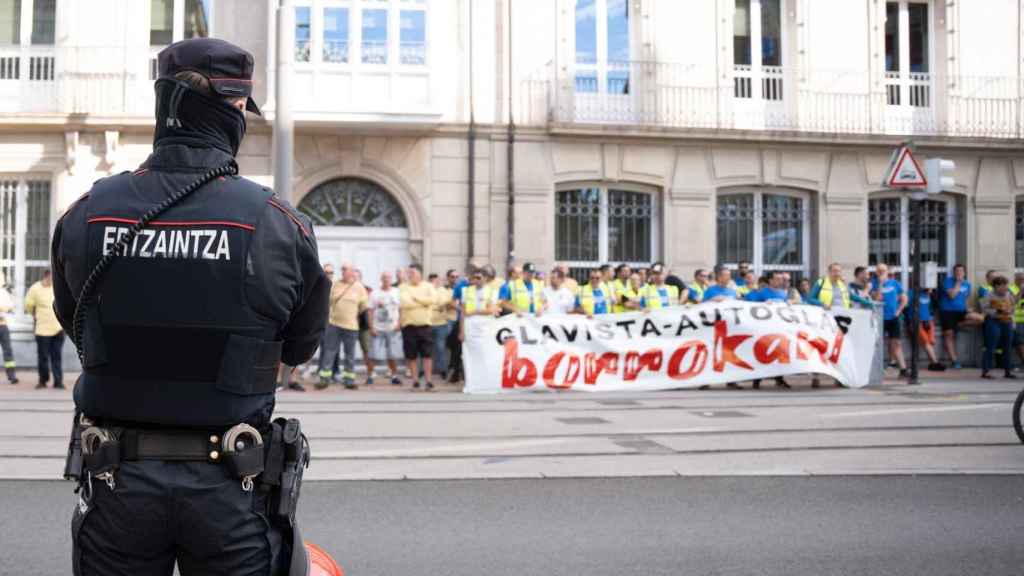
[51,39,329,576]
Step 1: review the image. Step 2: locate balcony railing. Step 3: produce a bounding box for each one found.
[0,45,155,117]
[521,60,1024,140]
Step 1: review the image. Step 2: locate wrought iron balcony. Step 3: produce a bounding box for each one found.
[520,60,1024,140]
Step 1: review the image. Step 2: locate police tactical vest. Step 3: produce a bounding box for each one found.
[76,171,283,428]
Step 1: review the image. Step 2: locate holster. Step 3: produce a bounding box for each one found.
[260,417,311,576]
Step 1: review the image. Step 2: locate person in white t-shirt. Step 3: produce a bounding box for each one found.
[367,270,403,386]
[542,269,577,315]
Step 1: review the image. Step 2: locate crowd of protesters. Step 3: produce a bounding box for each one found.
[1,259,1018,391]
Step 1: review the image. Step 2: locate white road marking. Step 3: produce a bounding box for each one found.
[824,404,1004,418]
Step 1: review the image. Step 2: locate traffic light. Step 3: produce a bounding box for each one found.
[925,158,955,194]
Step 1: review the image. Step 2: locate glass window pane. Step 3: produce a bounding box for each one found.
[920,199,948,266]
[733,0,751,66]
[717,194,755,264]
[608,190,652,263]
[575,0,596,65]
[0,180,16,296]
[323,7,349,63]
[761,194,803,266]
[0,0,19,45]
[295,6,310,62]
[555,188,601,265]
[885,2,899,72]
[760,0,781,66]
[607,0,629,63]
[362,8,388,64]
[25,180,49,262]
[400,10,425,65]
[184,0,212,39]
[150,0,174,46]
[869,198,903,268]
[30,0,54,44]
[908,3,928,73]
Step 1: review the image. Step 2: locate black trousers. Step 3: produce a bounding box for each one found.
[72,460,286,575]
[36,331,64,386]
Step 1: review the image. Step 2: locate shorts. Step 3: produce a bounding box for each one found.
[402,325,434,360]
[940,310,966,331]
[371,330,404,361]
[917,320,935,346]
[883,318,901,339]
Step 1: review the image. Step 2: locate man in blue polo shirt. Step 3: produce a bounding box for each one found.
[871,263,909,378]
[703,265,739,302]
[745,270,791,389]
[938,263,970,369]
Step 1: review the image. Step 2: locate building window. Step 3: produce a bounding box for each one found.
[399,8,425,65]
[298,177,407,228]
[717,190,810,281]
[0,178,51,316]
[151,0,213,46]
[361,8,388,64]
[556,185,658,278]
[885,1,930,107]
[295,5,311,62]
[0,0,54,45]
[323,7,349,63]
[295,1,426,67]
[733,0,783,101]
[868,196,956,286]
[574,0,630,96]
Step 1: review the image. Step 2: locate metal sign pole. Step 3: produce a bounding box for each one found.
[908,197,922,385]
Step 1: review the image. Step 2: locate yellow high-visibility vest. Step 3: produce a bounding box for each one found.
[612,278,636,313]
[507,279,544,313]
[578,284,610,316]
[463,285,496,315]
[816,278,851,309]
[641,284,679,310]
[689,283,705,303]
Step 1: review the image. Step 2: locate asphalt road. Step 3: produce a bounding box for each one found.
[3,476,1023,576]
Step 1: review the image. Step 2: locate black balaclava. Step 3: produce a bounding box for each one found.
[153,78,247,157]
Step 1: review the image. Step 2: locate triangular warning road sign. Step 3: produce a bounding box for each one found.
[886,147,927,188]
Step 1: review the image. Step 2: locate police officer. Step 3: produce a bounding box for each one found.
[51,39,329,575]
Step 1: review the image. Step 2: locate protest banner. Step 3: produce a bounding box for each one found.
[462,302,878,393]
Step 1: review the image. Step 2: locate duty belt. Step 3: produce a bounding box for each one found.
[79,416,266,492]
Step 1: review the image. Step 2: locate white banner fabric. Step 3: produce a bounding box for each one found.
[462,302,878,393]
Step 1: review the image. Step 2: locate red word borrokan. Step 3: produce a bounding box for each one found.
[501,320,846,389]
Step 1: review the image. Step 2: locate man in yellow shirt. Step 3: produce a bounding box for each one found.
[429,273,455,380]
[25,270,64,389]
[317,264,368,390]
[400,264,438,390]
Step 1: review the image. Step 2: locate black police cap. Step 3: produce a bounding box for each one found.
[158,38,261,116]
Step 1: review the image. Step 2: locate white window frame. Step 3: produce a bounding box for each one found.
[554,182,661,273]
[3,0,57,47]
[732,0,785,102]
[0,176,53,319]
[717,188,811,278]
[883,0,933,109]
[149,0,215,79]
[868,193,957,286]
[293,0,428,69]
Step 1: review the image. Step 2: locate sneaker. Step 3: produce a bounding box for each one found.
[412,380,421,390]
[726,382,742,390]
[698,385,710,390]
[898,368,909,378]
[1005,373,1017,380]
[343,378,357,390]
[751,380,761,390]
[811,377,821,389]
[425,381,435,391]
[53,382,65,390]
[8,378,17,385]
[35,382,46,389]
[774,378,790,389]
[981,371,994,380]
[315,378,330,390]
[391,376,402,386]
[952,361,962,369]
[927,362,946,372]
[287,381,306,392]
